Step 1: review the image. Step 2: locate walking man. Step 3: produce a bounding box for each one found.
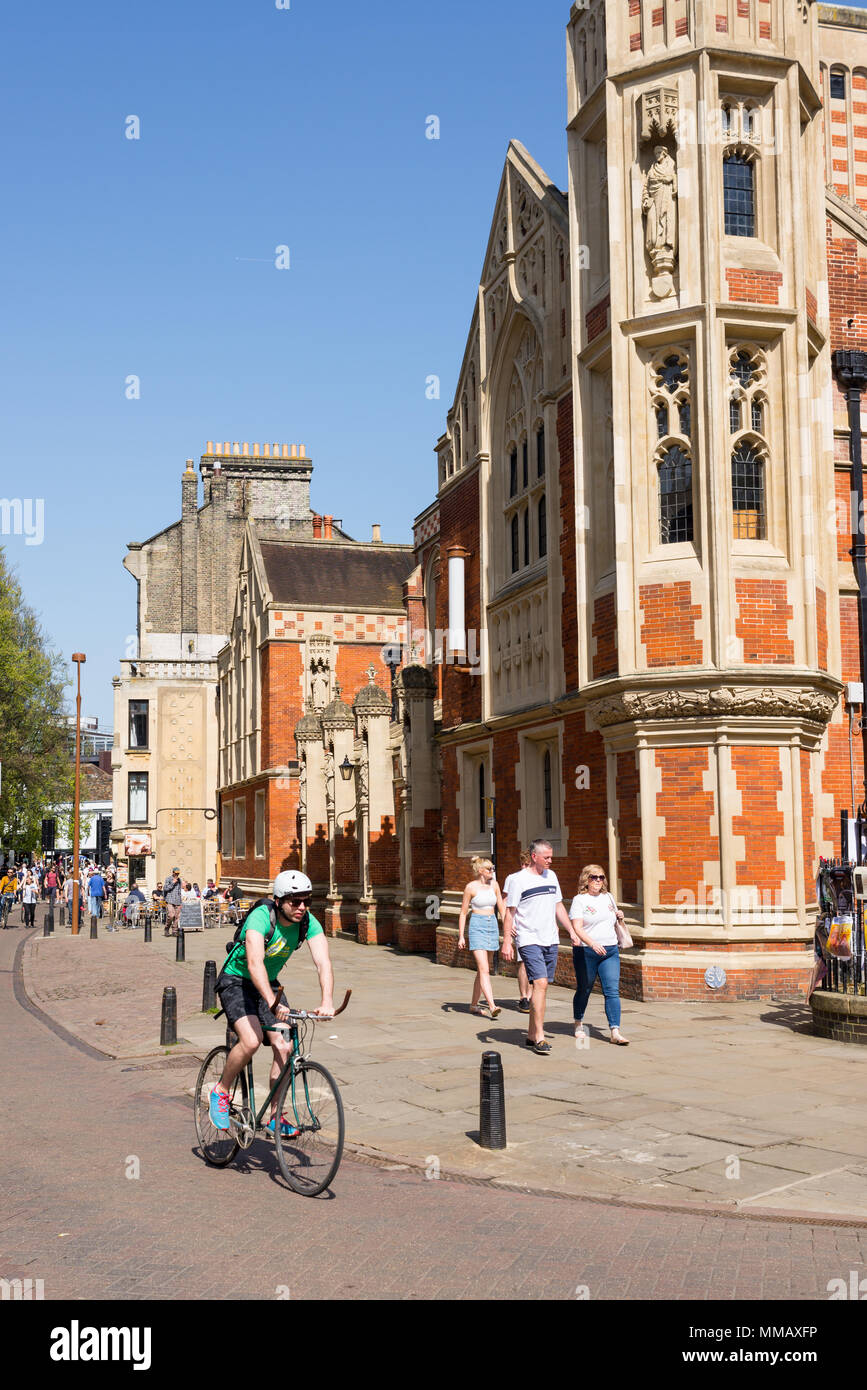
[502,839,605,1055]
[87,867,107,926]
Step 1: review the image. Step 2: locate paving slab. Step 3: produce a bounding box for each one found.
[19,926,867,1222]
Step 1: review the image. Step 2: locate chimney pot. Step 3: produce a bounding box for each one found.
[312,514,323,539]
[264,443,271,457]
[242,442,249,456]
[223,442,229,454]
[233,442,240,455]
[283,444,290,459]
[206,441,214,454]
[300,444,306,458]
[290,444,297,458]
[372,523,382,543]
[323,514,333,540]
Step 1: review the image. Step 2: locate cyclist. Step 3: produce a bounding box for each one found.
[209,870,335,1135]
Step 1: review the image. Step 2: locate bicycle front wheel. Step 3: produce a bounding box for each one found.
[273,1061,345,1195]
[194,1045,247,1167]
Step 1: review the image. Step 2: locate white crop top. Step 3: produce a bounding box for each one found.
[470,886,497,912]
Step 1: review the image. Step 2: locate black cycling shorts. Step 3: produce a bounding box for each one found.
[216,973,282,1034]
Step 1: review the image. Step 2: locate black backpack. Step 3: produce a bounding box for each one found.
[223,897,309,971]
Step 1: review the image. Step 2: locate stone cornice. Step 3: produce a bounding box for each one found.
[586,674,840,730]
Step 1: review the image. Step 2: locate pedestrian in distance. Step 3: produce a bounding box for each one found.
[570,865,630,1046]
[457,857,505,1018]
[503,849,533,1013]
[44,863,58,908]
[123,882,147,929]
[22,873,38,926]
[502,839,604,1055]
[87,866,108,928]
[163,867,183,936]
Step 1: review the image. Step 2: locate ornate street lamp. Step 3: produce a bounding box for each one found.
[339,756,354,782]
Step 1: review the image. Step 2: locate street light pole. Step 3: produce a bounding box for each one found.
[71,653,86,935]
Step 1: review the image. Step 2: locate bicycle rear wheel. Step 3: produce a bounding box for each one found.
[273,1060,345,1195]
[194,1045,247,1167]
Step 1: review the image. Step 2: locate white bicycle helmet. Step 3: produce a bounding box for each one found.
[273,870,312,899]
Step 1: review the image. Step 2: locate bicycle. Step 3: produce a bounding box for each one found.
[194,988,350,1196]
[1,895,12,928]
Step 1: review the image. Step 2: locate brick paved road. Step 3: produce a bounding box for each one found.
[2,927,866,1303]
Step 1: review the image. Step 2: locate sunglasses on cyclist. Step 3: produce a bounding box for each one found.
[280,893,312,907]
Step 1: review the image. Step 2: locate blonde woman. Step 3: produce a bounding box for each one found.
[569,864,629,1045]
[458,857,505,1018]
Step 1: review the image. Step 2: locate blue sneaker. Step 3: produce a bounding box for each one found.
[266,1114,300,1138]
[208,1086,231,1131]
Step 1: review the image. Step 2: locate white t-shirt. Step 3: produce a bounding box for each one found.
[569,892,618,947]
[506,868,562,948]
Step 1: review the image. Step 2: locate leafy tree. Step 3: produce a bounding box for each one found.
[0,551,74,855]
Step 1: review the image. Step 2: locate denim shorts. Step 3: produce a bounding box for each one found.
[468,913,499,952]
[517,943,559,983]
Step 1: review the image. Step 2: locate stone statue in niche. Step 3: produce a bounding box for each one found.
[642,144,678,299]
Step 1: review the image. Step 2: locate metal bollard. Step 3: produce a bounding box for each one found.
[143,912,152,943]
[160,986,177,1046]
[479,1051,507,1150]
[175,928,185,962]
[43,910,52,937]
[89,915,98,939]
[202,960,217,1011]
[59,901,66,926]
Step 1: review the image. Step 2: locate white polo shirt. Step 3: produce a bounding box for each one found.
[506,868,562,948]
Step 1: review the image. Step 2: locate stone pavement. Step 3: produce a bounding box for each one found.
[21,916,867,1223]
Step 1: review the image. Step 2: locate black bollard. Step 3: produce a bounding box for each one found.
[160,986,177,1046]
[46,904,54,934]
[143,912,152,943]
[479,1051,507,1150]
[202,960,217,1011]
[59,901,66,926]
[175,928,185,962]
[89,915,98,939]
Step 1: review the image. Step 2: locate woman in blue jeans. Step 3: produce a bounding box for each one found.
[569,864,629,1045]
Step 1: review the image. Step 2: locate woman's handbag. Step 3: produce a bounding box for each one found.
[609,893,633,949]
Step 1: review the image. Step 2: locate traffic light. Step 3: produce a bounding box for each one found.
[96,816,111,864]
[41,818,56,852]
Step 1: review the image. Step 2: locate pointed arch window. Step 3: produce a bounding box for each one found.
[478,761,486,836]
[538,497,547,558]
[509,450,518,498]
[731,442,766,539]
[511,515,519,573]
[723,151,755,237]
[543,749,553,831]
[537,426,545,478]
[659,446,693,545]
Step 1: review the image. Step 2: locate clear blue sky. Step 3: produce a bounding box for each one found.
[2,0,863,726]
[1,0,570,726]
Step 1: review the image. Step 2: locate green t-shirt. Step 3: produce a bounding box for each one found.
[222,902,324,982]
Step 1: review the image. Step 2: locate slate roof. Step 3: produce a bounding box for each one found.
[259,541,414,610]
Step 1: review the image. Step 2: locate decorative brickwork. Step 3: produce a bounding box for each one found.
[725,268,782,305]
[592,591,617,678]
[731,748,785,893]
[616,750,641,903]
[639,583,702,667]
[656,748,717,905]
[734,579,794,664]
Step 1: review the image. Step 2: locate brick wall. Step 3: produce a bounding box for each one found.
[616,750,642,903]
[592,591,618,678]
[639,582,702,667]
[558,393,580,692]
[585,294,610,344]
[725,268,782,305]
[817,586,828,672]
[730,747,785,893]
[827,226,867,352]
[734,579,794,663]
[656,748,717,905]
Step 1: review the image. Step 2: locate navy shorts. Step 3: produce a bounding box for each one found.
[216,972,281,1034]
[517,943,558,984]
